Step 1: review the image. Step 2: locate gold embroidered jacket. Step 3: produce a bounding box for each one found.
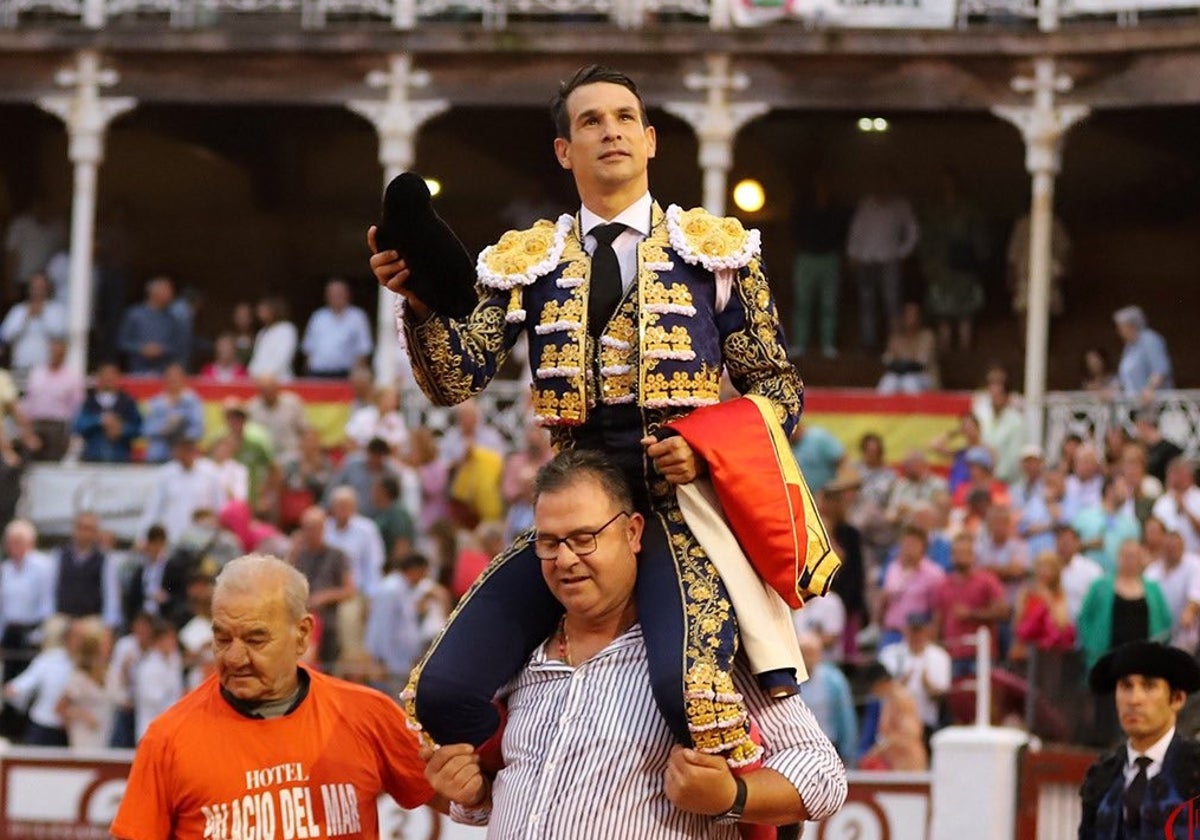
[401,202,803,434]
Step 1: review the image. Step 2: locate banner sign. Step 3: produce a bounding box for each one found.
[0,749,929,840]
[732,0,957,29]
[18,464,163,541]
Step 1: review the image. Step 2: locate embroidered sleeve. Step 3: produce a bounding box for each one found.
[716,257,805,434]
[400,290,520,407]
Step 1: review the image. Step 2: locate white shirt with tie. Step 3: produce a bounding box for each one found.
[579,193,735,312]
[1124,724,1174,786]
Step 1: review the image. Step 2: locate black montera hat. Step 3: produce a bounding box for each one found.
[1088,641,1200,694]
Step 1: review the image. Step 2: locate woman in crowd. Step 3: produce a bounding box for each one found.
[877,301,939,395]
[57,619,116,750]
[247,296,298,382]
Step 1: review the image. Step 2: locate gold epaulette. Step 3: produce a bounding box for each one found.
[665,204,761,272]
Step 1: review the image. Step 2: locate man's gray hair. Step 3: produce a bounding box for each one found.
[1113,305,1146,330]
[4,518,36,544]
[215,554,310,622]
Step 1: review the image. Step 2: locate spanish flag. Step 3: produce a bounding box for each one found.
[667,395,841,610]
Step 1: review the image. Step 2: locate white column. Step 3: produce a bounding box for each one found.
[929,726,1029,840]
[38,50,137,379]
[664,54,768,216]
[993,58,1088,447]
[347,54,449,386]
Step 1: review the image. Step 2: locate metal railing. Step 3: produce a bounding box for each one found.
[2,0,1198,29]
[1042,388,1200,463]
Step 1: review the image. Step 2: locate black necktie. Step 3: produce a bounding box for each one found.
[1124,755,1152,831]
[587,223,626,339]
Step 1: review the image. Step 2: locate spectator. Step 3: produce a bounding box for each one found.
[120,526,170,624]
[1113,305,1174,405]
[1055,523,1104,623]
[289,506,354,668]
[947,485,992,542]
[198,333,247,382]
[326,436,401,519]
[217,499,283,556]
[1074,475,1142,574]
[137,435,224,543]
[1145,529,1200,651]
[171,509,243,576]
[1006,211,1069,338]
[4,196,66,294]
[56,618,115,750]
[1014,550,1077,656]
[859,661,927,771]
[21,335,84,460]
[850,433,897,563]
[1120,442,1162,525]
[345,384,409,454]
[3,615,73,746]
[439,397,508,465]
[932,532,1008,675]
[0,272,67,375]
[1012,446,1052,544]
[1077,539,1171,674]
[279,428,333,531]
[877,301,938,395]
[1151,457,1200,554]
[325,486,387,652]
[1065,441,1105,517]
[409,427,451,537]
[972,364,1026,486]
[974,503,1032,612]
[400,552,450,653]
[246,296,297,381]
[74,361,142,463]
[797,631,857,766]
[1133,409,1184,485]
[225,301,254,366]
[364,553,422,687]
[373,475,417,562]
[117,276,190,374]
[879,526,946,647]
[790,420,845,495]
[207,436,248,504]
[502,425,554,509]
[219,397,277,514]
[817,480,867,662]
[905,501,952,571]
[920,172,987,352]
[347,361,375,413]
[502,459,537,545]
[886,449,948,528]
[132,617,183,742]
[54,511,121,628]
[789,173,847,359]
[845,167,919,352]
[176,566,219,689]
[951,446,1011,509]
[141,363,204,464]
[879,611,952,743]
[931,412,984,495]
[1080,346,1118,396]
[0,518,56,740]
[245,374,307,463]
[300,278,373,378]
[106,612,152,748]
[446,439,505,532]
[451,520,505,600]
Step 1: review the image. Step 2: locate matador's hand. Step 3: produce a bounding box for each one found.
[367,225,430,319]
[642,435,706,485]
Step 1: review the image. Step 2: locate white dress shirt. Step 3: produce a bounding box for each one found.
[7,647,73,728]
[324,514,386,597]
[461,624,847,838]
[879,640,953,728]
[579,192,653,293]
[0,301,68,372]
[248,321,298,381]
[1152,488,1200,553]
[137,459,225,543]
[846,195,920,263]
[1124,725,1174,785]
[301,306,373,373]
[0,552,57,631]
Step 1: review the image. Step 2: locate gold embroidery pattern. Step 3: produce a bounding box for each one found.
[536,296,585,333]
[479,218,570,287]
[599,303,638,404]
[406,295,510,407]
[661,513,760,766]
[642,369,722,408]
[722,259,804,428]
[667,206,758,271]
[644,324,695,360]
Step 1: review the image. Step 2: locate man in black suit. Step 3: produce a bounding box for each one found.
[1079,641,1200,839]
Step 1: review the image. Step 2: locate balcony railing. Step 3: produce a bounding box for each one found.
[2,0,1197,30]
[1043,388,1200,462]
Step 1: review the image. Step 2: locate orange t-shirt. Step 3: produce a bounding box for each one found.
[110,667,434,840]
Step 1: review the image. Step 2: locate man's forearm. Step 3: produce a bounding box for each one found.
[740,767,812,825]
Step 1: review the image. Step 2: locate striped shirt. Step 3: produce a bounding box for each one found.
[453,624,847,838]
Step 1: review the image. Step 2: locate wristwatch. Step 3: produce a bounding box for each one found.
[714,776,748,825]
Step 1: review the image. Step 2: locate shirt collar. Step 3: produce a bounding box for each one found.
[1128,725,1175,771]
[530,622,644,671]
[220,666,311,719]
[579,192,653,240]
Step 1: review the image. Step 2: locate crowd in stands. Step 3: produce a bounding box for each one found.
[0,193,1193,771]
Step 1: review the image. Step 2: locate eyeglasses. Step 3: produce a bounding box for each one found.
[534,511,630,560]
